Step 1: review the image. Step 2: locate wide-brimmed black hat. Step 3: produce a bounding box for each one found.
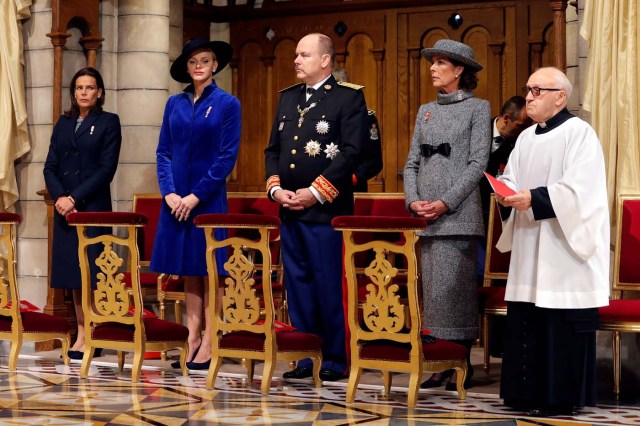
[421,39,483,72]
[170,38,233,83]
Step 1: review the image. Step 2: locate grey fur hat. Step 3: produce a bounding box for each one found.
[421,39,483,71]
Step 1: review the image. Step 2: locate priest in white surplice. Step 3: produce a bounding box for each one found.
[494,67,610,417]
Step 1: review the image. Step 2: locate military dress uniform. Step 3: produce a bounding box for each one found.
[353,109,383,192]
[265,74,368,375]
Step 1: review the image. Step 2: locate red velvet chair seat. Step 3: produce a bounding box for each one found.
[0,312,72,333]
[161,275,185,292]
[599,299,640,323]
[219,330,322,353]
[123,271,159,288]
[484,287,507,309]
[359,338,467,362]
[93,318,189,342]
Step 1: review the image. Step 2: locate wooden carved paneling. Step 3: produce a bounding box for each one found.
[220,1,556,194]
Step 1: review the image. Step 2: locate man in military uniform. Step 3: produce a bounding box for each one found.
[265,33,368,381]
[332,67,383,192]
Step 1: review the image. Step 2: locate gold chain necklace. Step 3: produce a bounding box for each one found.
[296,102,317,128]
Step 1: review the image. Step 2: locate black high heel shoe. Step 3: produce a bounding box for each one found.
[186,358,211,371]
[420,369,454,388]
[171,343,200,369]
[68,348,103,360]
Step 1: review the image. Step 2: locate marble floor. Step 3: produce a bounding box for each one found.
[0,346,638,425]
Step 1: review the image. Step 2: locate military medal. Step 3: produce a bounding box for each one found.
[324,142,340,159]
[370,124,379,140]
[279,122,284,131]
[90,126,94,135]
[296,103,317,128]
[316,120,329,134]
[304,140,321,157]
[205,106,212,117]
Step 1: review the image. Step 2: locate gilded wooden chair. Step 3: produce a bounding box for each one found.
[194,213,322,394]
[332,215,468,408]
[0,213,72,370]
[67,212,189,381]
[598,194,640,396]
[480,194,509,372]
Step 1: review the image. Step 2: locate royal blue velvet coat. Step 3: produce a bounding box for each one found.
[150,82,241,276]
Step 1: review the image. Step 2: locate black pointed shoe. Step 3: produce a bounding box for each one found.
[282,366,313,379]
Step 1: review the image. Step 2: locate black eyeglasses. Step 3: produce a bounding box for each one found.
[522,85,562,97]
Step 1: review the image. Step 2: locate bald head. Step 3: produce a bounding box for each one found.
[295,33,335,85]
[525,67,571,123]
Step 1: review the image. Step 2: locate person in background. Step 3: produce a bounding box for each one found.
[150,38,241,371]
[332,67,383,192]
[480,95,532,230]
[496,67,609,417]
[265,33,367,382]
[403,39,490,390]
[43,67,122,360]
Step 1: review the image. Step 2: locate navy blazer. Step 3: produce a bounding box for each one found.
[44,111,121,210]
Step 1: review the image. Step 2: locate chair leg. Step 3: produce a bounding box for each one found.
[131,349,144,383]
[8,335,23,371]
[206,356,223,390]
[246,359,255,381]
[261,359,276,395]
[80,348,94,379]
[454,364,468,400]
[613,331,621,396]
[312,355,322,388]
[60,334,71,366]
[174,300,183,324]
[117,351,125,371]
[407,370,421,408]
[382,371,392,394]
[483,314,491,373]
[346,366,362,402]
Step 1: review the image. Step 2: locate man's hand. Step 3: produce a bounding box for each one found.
[502,189,531,211]
[274,189,302,210]
[292,188,318,209]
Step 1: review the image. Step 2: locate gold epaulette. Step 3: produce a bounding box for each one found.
[279,83,304,93]
[368,109,376,115]
[337,81,364,90]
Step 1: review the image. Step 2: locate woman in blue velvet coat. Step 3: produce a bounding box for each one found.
[150,38,241,370]
[43,67,122,359]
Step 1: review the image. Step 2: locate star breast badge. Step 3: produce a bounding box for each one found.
[315,120,330,135]
[324,142,340,159]
[305,140,322,157]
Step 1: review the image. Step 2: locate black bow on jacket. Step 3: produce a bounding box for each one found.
[420,143,451,157]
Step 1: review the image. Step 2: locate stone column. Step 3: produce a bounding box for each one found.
[113,0,171,210]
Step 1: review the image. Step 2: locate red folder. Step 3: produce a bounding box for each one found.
[483,171,516,197]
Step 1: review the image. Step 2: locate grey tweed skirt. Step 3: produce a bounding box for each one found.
[419,236,479,340]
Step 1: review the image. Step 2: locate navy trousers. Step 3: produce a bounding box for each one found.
[281,220,346,373]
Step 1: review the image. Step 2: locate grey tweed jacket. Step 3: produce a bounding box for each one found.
[404,90,490,236]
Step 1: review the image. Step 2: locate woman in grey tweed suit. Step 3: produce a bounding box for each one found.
[403,39,490,389]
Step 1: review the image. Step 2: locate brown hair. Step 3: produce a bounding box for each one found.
[64,67,105,117]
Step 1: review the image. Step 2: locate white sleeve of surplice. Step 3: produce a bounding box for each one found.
[547,123,609,261]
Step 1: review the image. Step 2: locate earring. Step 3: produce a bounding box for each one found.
[455,75,459,79]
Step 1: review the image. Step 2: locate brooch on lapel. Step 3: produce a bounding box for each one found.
[370,124,379,140]
[324,142,340,160]
[424,112,431,122]
[305,140,321,157]
[90,126,95,135]
[316,120,329,135]
[205,106,212,118]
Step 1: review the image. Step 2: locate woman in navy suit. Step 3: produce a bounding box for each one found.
[150,39,241,370]
[43,67,122,359]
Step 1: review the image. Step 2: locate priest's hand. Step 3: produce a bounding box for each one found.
[503,190,531,211]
